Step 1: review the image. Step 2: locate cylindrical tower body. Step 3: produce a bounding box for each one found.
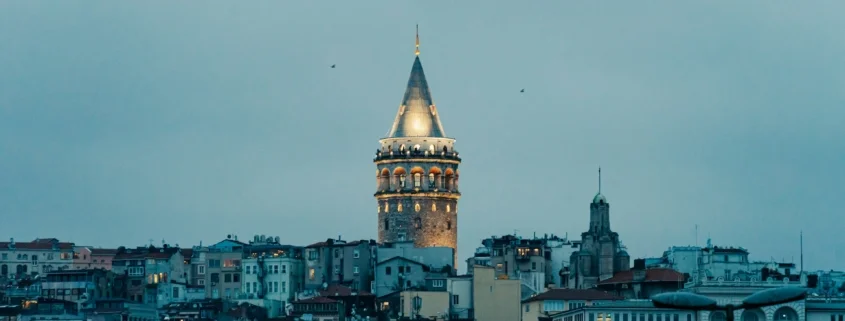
[373,48,461,268]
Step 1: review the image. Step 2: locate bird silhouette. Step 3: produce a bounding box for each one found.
[331,64,336,68]
[520,89,525,93]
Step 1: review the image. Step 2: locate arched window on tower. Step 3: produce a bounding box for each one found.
[384,219,390,231]
[447,220,452,230]
[414,217,421,230]
[445,169,455,191]
[414,173,421,187]
[399,175,406,188]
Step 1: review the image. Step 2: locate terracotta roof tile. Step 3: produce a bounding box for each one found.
[598,268,685,285]
[0,239,74,250]
[91,249,119,256]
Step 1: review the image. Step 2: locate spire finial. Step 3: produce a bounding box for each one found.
[415,24,420,56]
[598,167,602,193]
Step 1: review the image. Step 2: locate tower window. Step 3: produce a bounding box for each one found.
[429,173,435,188]
[446,220,452,230]
[399,175,406,188]
[415,217,421,230]
[431,203,436,211]
[414,173,421,187]
[384,219,389,231]
[398,203,403,212]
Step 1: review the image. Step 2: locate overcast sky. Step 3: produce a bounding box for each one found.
[1,1,843,273]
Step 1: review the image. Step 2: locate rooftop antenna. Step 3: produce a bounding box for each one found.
[415,24,420,56]
[800,230,804,273]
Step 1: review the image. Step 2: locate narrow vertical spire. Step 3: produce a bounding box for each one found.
[800,230,804,273]
[598,167,602,193]
[415,24,420,56]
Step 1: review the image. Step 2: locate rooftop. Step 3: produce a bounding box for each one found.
[523,288,622,303]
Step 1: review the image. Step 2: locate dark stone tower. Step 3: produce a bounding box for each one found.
[374,28,460,267]
[569,169,630,288]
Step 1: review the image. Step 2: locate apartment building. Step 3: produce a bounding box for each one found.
[304,238,377,292]
[0,238,75,279]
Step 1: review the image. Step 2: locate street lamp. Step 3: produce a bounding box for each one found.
[651,287,807,321]
[412,295,423,320]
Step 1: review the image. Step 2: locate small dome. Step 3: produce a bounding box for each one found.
[617,250,629,257]
[592,192,607,204]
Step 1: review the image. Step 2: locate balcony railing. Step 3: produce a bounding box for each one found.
[374,150,461,162]
[684,276,807,289]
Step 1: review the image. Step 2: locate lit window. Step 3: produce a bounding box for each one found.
[415,218,422,230]
[308,268,315,280]
[446,204,450,212]
[415,203,421,212]
[414,173,421,187]
[432,203,436,211]
[397,203,403,212]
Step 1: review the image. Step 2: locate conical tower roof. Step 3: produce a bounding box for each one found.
[385,30,447,138]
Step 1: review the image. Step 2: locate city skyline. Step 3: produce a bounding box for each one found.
[1,2,843,272]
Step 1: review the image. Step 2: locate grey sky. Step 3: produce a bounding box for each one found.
[1,1,843,272]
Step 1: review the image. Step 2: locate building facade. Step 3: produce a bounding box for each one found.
[467,234,580,298]
[0,238,75,279]
[472,265,522,321]
[240,240,304,317]
[304,238,376,292]
[374,30,461,267]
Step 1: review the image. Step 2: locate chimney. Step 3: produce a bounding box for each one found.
[632,259,646,282]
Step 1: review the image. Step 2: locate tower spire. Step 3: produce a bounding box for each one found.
[598,167,602,193]
[415,24,420,56]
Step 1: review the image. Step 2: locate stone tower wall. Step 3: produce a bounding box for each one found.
[375,158,460,267]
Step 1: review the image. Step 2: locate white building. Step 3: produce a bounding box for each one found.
[0,238,75,279]
[238,243,304,318]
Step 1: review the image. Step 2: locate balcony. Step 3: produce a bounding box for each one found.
[684,275,807,289]
[374,150,461,162]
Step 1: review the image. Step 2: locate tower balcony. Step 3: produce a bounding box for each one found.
[373,150,460,162]
[373,189,461,197]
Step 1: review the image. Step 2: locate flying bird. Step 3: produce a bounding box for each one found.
[520,88,525,93]
[331,64,336,68]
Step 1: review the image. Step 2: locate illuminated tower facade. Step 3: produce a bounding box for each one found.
[374,27,460,267]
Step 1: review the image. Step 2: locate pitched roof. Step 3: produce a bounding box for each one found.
[522,288,622,303]
[598,268,685,285]
[0,239,73,250]
[378,256,429,270]
[385,55,447,138]
[91,249,119,256]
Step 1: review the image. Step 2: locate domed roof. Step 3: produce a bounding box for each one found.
[617,250,629,257]
[592,192,607,204]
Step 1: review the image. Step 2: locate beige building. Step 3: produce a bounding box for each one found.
[521,288,621,321]
[396,290,450,320]
[473,265,521,321]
